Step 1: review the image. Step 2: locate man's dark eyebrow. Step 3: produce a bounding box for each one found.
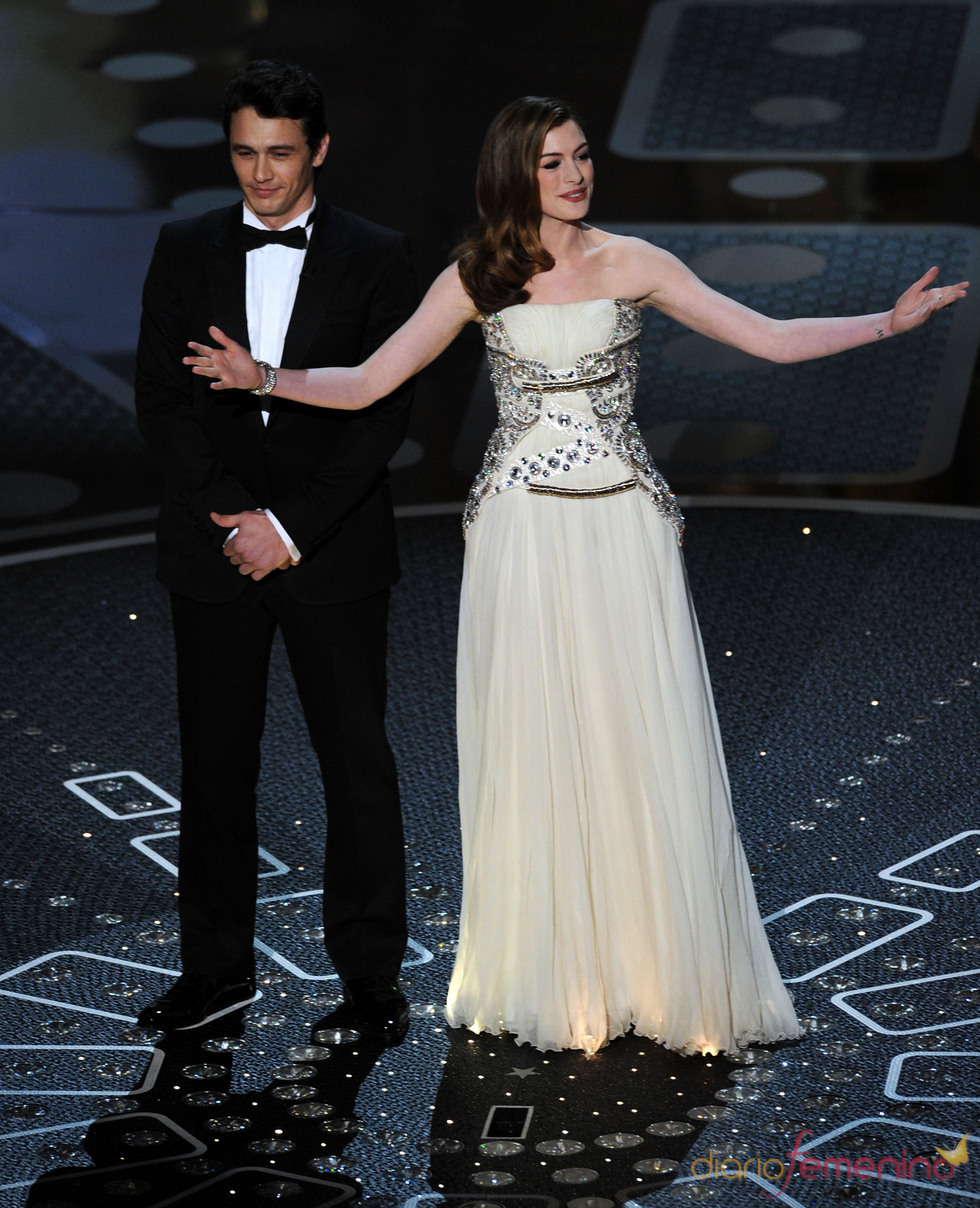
[231,141,301,153]
[539,142,589,159]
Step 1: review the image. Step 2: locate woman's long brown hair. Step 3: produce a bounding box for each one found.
[454,96,584,316]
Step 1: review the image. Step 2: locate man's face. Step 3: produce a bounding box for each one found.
[228,106,329,228]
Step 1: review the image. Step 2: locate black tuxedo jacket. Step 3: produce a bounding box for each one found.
[135,201,416,605]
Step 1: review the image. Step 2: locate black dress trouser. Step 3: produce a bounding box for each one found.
[170,579,407,984]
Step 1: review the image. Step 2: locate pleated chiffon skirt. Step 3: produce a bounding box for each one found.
[446,486,801,1055]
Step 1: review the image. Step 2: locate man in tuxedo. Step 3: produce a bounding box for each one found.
[135,60,415,1041]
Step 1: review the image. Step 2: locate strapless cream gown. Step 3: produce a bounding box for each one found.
[445,299,801,1055]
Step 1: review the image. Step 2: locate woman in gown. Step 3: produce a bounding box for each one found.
[186,97,967,1056]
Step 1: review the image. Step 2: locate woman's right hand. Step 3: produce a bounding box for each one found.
[184,326,265,391]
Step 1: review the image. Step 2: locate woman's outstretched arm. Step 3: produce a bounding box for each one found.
[184,263,479,408]
[615,239,968,363]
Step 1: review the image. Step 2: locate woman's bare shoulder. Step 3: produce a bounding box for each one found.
[589,228,673,263]
[586,229,687,303]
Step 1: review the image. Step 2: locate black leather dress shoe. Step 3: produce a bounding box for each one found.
[342,975,410,1045]
[136,972,259,1031]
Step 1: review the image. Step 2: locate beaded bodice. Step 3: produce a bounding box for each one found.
[463,299,684,543]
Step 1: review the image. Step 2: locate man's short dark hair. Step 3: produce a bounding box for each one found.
[222,60,329,154]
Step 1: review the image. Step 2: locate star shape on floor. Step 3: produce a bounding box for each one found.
[507,1067,539,1079]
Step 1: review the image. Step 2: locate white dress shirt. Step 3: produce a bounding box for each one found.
[238,200,315,563]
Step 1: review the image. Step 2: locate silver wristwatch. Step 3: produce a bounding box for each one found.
[250,361,277,396]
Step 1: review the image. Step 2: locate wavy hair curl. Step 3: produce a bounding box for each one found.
[454,96,584,315]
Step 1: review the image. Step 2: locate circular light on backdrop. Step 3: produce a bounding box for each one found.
[136,119,224,149]
[0,472,81,518]
[70,0,159,12]
[170,188,243,216]
[751,96,847,126]
[101,53,196,81]
[690,244,827,285]
[771,27,866,55]
[729,168,827,199]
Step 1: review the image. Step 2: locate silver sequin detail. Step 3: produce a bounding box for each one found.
[465,300,684,543]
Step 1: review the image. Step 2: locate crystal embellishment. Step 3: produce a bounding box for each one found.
[646,1120,695,1136]
[465,301,683,542]
[536,1138,586,1155]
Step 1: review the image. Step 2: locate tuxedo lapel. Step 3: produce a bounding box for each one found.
[205,207,265,436]
[279,204,354,372]
[205,207,250,346]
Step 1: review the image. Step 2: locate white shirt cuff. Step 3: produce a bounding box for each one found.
[264,509,302,563]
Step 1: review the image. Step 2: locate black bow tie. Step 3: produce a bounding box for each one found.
[241,223,309,251]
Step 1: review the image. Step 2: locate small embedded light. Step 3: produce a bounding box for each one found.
[759,750,767,756]
[802,527,811,535]
[725,650,733,657]
[82,832,92,838]
[129,613,138,620]
[871,699,879,706]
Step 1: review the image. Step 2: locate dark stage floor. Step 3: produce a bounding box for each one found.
[3,506,980,1207]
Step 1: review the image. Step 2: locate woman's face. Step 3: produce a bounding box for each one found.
[536,121,592,223]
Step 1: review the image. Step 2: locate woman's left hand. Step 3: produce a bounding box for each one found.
[890,267,969,335]
[184,326,265,391]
